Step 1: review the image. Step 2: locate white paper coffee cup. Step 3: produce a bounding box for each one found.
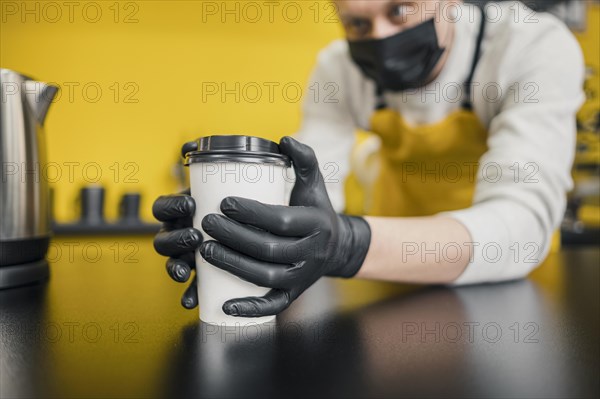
[184,135,291,326]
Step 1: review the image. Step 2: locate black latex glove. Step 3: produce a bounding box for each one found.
[199,136,371,317]
[153,189,201,309]
[153,138,204,308]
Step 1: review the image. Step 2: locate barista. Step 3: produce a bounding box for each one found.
[153,1,584,316]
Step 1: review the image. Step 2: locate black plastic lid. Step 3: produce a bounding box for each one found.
[184,135,291,166]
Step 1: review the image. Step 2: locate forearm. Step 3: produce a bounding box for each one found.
[355,216,472,284]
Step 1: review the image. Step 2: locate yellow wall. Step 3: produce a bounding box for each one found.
[573,3,600,227]
[1,0,343,222]
[574,2,600,125]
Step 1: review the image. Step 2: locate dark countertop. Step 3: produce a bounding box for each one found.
[1,238,598,399]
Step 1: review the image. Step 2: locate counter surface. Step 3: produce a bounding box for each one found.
[1,238,598,398]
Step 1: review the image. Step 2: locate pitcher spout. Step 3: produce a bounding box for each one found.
[24,80,59,126]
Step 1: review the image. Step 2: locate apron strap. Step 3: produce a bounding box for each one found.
[375,85,387,110]
[461,6,487,111]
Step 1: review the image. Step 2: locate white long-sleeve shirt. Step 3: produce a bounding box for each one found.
[294,1,585,285]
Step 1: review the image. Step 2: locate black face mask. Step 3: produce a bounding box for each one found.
[348,18,445,92]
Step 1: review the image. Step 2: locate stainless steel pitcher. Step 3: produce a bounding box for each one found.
[0,69,58,267]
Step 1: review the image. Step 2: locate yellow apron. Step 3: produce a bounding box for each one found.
[368,108,488,216]
[367,8,488,218]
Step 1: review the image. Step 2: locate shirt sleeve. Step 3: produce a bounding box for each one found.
[293,44,358,213]
[444,16,586,285]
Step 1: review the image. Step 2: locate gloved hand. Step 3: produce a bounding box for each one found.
[199,136,371,317]
[152,141,204,309]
